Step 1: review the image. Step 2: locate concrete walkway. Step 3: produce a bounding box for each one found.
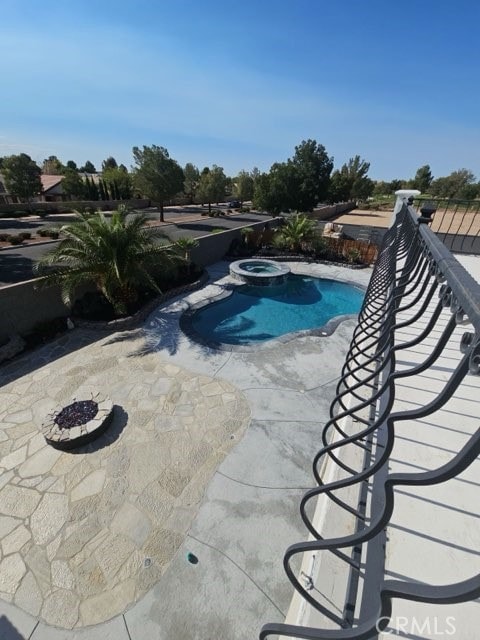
[0,261,371,639]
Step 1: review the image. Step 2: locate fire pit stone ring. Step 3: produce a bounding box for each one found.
[42,393,114,450]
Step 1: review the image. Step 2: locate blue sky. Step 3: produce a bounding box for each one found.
[1,0,479,180]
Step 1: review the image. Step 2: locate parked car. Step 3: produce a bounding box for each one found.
[228,200,241,208]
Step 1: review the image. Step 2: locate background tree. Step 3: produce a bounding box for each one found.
[132,145,184,221]
[83,175,99,200]
[197,165,227,212]
[61,168,85,199]
[2,153,42,205]
[234,170,254,204]
[251,167,261,182]
[42,155,65,175]
[66,160,78,171]
[430,169,477,199]
[208,165,228,205]
[224,175,233,197]
[103,166,133,200]
[457,182,480,200]
[412,165,433,192]
[102,156,118,172]
[183,163,200,204]
[252,163,298,214]
[329,156,374,202]
[269,162,300,212]
[389,179,405,193]
[373,179,405,195]
[0,157,4,171]
[373,181,388,196]
[98,179,108,201]
[197,167,210,204]
[79,160,97,174]
[252,173,274,212]
[253,141,333,214]
[290,139,334,210]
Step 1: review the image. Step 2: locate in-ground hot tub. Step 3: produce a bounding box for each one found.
[229,259,290,286]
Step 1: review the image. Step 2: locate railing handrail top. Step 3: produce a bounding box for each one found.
[407,203,480,334]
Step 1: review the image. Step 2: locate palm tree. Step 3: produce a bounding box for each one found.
[174,236,199,262]
[34,209,184,316]
[276,213,316,252]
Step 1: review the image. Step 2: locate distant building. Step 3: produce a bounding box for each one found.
[0,174,65,204]
[37,175,64,202]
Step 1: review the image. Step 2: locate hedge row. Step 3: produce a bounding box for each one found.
[0,198,150,216]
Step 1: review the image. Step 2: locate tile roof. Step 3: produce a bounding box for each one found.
[41,174,63,192]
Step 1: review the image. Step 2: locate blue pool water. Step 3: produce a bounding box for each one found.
[190,275,364,345]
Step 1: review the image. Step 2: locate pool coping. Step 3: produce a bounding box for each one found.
[179,268,367,353]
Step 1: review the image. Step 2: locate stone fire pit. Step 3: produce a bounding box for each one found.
[42,392,114,450]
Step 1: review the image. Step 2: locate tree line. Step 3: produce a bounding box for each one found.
[374,165,480,200]
[1,145,478,219]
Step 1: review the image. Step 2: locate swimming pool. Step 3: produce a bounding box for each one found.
[185,274,364,346]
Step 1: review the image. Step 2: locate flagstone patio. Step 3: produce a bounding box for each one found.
[0,332,250,628]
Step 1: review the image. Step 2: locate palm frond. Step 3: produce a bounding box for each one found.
[33,209,186,314]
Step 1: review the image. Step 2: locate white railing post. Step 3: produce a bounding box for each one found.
[394,189,421,214]
[391,189,421,226]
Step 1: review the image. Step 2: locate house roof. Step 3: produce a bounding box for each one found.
[41,174,63,192]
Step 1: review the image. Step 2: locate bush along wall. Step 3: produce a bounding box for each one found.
[0,199,150,216]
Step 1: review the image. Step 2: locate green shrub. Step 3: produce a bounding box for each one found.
[344,247,362,264]
[0,233,9,241]
[19,232,31,240]
[311,234,328,257]
[211,228,224,234]
[8,234,24,245]
[271,233,287,250]
[239,206,250,213]
[37,228,60,239]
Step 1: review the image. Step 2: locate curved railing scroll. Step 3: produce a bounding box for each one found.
[260,198,480,639]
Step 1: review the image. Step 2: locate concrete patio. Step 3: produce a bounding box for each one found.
[0,261,372,639]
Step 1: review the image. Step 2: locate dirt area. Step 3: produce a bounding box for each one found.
[326,208,392,228]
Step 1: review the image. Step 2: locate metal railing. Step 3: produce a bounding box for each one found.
[413,197,480,255]
[260,196,480,639]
